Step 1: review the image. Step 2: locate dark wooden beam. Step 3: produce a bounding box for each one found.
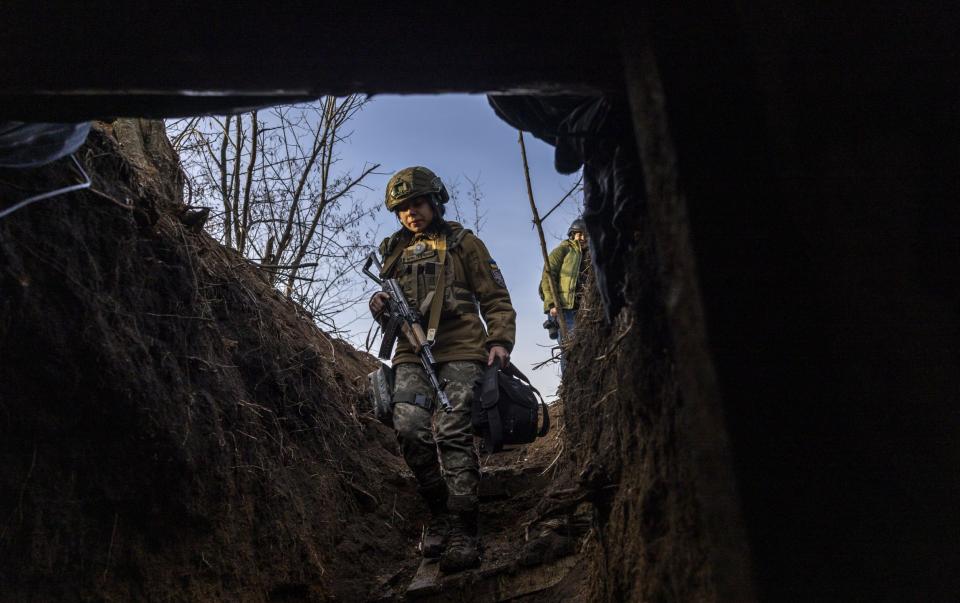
[0,3,622,120]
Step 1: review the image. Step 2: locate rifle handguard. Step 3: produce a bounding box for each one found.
[402,322,428,353]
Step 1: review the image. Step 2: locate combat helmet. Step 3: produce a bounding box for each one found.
[568,218,586,237]
[384,166,450,211]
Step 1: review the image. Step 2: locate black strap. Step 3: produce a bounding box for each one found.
[479,361,500,408]
[480,359,504,452]
[486,403,504,452]
[502,363,533,386]
[538,398,550,437]
[502,363,550,437]
[393,391,432,411]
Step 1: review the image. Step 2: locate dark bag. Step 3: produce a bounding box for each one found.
[473,359,550,453]
[366,363,395,427]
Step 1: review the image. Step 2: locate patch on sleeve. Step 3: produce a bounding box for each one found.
[489,259,506,288]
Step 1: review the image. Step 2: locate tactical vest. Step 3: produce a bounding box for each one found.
[381,228,477,339]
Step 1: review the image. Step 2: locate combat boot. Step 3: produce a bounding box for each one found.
[421,514,450,558]
[419,481,450,558]
[439,511,481,573]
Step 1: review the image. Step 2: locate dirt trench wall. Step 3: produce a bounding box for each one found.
[560,4,959,602]
[0,121,416,601]
[561,245,724,603]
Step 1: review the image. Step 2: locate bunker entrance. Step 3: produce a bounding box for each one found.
[4,3,960,602]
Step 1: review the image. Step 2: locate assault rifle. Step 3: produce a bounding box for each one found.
[362,252,452,413]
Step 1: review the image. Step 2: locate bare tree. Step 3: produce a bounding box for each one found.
[166,97,381,334]
[447,172,488,234]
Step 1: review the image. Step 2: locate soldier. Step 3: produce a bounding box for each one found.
[539,218,589,370]
[369,166,516,573]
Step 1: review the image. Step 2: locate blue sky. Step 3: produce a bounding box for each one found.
[335,94,582,398]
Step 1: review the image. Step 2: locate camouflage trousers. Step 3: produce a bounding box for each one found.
[393,360,484,512]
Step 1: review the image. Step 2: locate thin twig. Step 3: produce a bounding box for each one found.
[87,187,132,210]
[594,317,634,361]
[540,174,583,224]
[540,442,565,476]
[592,388,619,409]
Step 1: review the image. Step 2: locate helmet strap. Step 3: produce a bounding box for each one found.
[430,195,445,217]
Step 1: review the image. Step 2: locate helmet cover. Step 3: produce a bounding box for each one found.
[384,166,449,211]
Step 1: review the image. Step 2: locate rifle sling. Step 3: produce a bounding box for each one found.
[380,240,406,280]
[426,237,447,343]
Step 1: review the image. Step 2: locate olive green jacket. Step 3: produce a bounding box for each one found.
[378,221,516,365]
[540,239,583,312]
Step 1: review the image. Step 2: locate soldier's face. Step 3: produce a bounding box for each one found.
[573,231,587,244]
[397,196,434,233]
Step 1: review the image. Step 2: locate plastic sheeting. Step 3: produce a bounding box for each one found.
[0,121,91,168]
[488,95,644,321]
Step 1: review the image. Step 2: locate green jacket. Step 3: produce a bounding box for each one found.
[378,221,516,365]
[540,239,583,312]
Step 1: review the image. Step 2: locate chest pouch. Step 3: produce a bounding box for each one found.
[399,247,438,309]
[395,233,474,343]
